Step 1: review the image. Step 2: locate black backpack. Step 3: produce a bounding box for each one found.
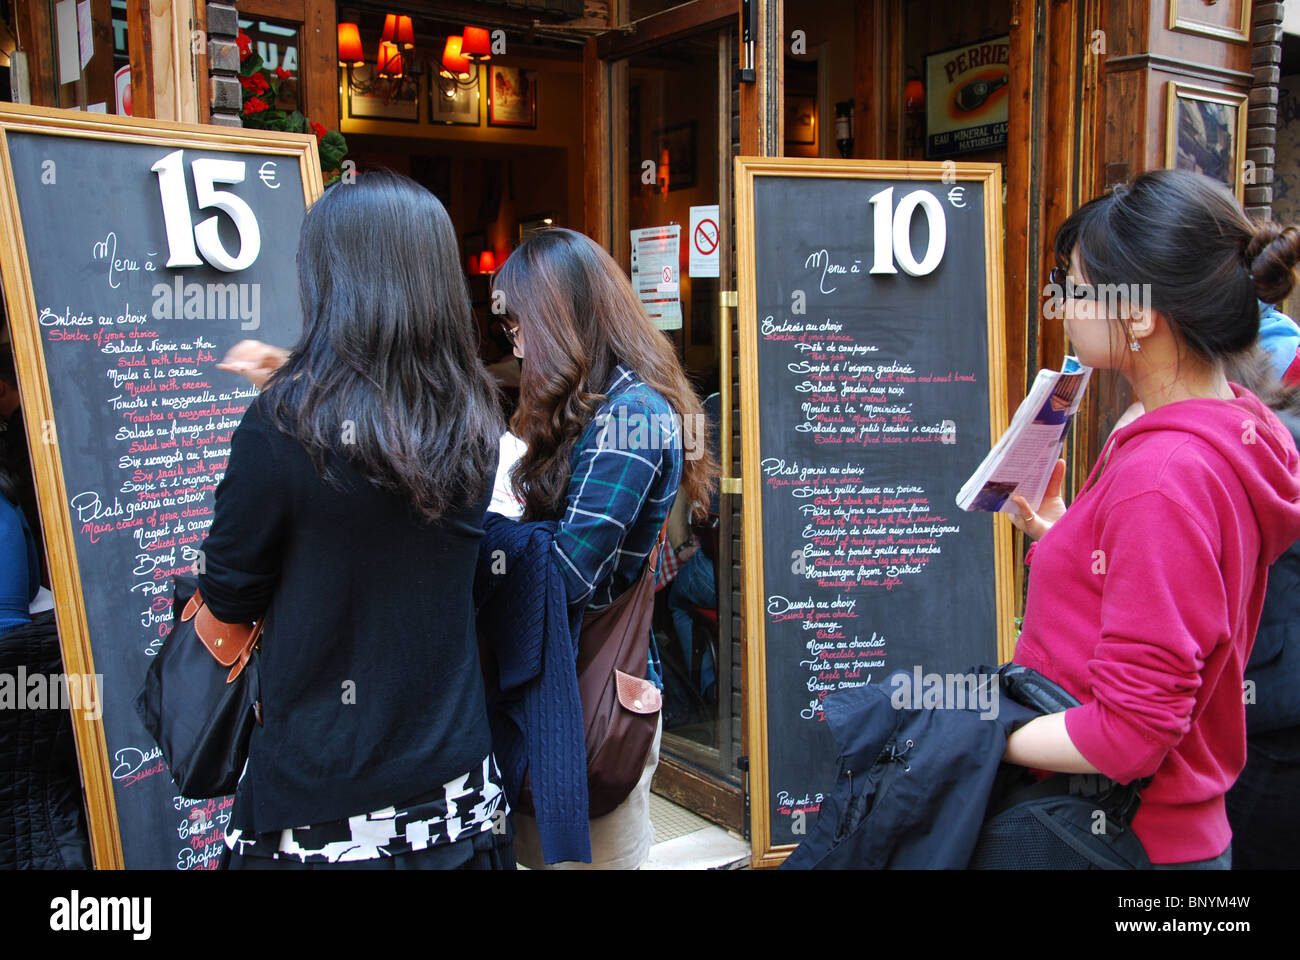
[969,664,1152,869]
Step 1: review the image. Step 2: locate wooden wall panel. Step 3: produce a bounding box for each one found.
[301,0,338,132]
[1104,0,1149,55]
[1085,0,1254,469]
[1004,0,1035,422]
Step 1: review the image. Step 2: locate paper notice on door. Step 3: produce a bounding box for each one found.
[77,0,94,70]
[688,205,720,278]
[631,224,682,330]
[55,0,80,85]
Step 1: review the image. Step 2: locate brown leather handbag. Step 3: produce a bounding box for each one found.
[576,525,666,817]
[134,577,264,799]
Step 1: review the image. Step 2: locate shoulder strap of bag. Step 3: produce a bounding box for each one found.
[995,663,1152,827]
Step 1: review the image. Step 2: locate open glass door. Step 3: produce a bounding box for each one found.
[603,5,743,829]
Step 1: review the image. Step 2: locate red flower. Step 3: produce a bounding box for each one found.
[238,73,269,96]
[310,121,326,141]
[236,31,252,58]
[243,97,269,116]
[275,67,292,80]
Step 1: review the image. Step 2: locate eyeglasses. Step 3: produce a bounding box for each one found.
[1048,265,1095,302]
[498,321,519,346]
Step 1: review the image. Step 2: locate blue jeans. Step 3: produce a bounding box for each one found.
[668,550,716,694]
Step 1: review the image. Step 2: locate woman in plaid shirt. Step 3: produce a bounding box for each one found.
[493,228,716,869]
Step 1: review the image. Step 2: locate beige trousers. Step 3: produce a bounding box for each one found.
[513,715,662,870]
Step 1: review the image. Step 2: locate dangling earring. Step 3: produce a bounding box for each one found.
[1123,316,1141,353]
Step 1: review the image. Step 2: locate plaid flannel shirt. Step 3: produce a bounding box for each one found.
[554,365,683,688]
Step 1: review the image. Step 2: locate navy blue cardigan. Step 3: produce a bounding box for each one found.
[475,513,590,864]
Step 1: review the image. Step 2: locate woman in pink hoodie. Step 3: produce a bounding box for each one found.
[1007,169,1300,868]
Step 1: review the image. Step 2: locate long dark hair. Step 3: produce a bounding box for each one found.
[1224,346,1300,418]
[492,228,716,521]
[264,169,503,520]
[1054,169,1300,364]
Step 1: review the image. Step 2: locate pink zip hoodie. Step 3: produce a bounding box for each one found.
[1013,384,1300,864]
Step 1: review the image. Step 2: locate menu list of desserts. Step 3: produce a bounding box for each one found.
[1,123,312,868]
[741,167,1004,855]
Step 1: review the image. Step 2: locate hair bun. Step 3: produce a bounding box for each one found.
[1246,221,1300,304]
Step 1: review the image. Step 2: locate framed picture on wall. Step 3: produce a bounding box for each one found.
[1168,0,1250,43]
[488,66,536,128]
[1164,81,1248,200]
[344,65,420,122]
[653,122,697,191]
[430,66,481,125]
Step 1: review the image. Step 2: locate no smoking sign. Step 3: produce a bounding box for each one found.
[689,203,720,277]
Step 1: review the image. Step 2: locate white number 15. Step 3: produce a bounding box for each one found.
[152,149,262,272]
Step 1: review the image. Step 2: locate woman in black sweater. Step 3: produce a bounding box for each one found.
[198,170,510,869]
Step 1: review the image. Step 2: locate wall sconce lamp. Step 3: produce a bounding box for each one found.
[339,15,422,94]
[381,14,415,50]
[436,25,492,97]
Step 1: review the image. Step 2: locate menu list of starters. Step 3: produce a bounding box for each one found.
[742,168,1004,854]
[47,246,251,869]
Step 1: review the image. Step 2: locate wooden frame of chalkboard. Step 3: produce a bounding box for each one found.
[0,103,323,868]
[735,157,1014,867]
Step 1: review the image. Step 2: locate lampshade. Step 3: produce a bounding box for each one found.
[395,15,414,49]
[377,40,404,77]
[442,36,471,76]
[905,79,925,113]
[461,25,491,59]
[337,22,364,66]
[380,14,398,43]
[477,249,496,273]
[467,251,479,274]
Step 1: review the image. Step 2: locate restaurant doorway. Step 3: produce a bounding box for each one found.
[330,1,749,829]
[599,1,745,830]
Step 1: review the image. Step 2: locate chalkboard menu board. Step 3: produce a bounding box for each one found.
[736,158,1014,867]
[0,104,322,868]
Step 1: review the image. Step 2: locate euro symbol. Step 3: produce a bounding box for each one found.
[947,186,965,208]
[258,161,280,189]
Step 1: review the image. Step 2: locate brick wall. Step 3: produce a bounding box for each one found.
[1248,2,1285,219]
[207,2,242,127]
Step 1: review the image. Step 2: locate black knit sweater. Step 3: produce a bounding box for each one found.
[198,397,496,833]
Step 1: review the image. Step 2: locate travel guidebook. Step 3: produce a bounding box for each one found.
[957,357,1092,514]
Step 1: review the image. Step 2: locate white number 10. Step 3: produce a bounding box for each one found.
[152,149,262,272]
[868,187,946,276]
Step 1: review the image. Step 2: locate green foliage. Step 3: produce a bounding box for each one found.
[237,32,348,185]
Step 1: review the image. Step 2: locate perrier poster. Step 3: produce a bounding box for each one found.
[925,35,1010,158]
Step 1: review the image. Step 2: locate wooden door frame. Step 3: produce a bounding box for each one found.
[237,0,340,131]
[9,0,201,122]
